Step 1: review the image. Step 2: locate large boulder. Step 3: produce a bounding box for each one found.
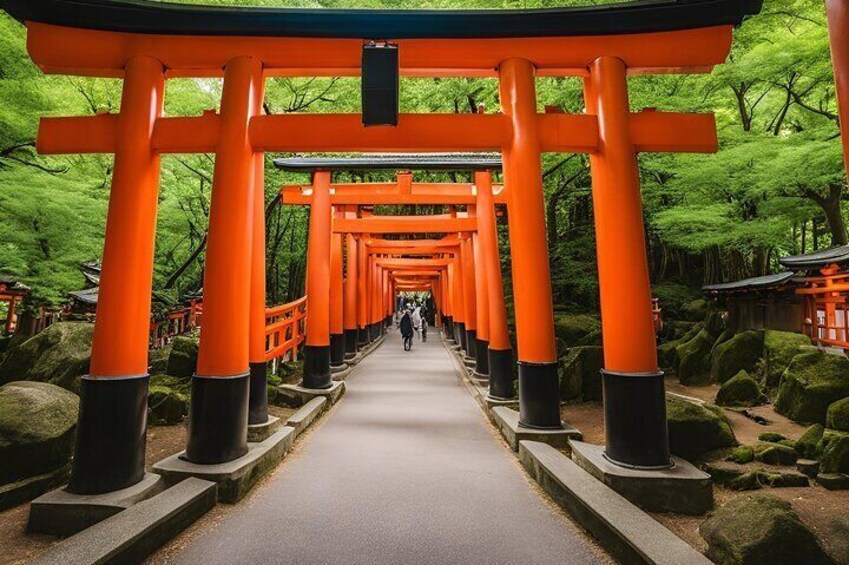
[0,381,78,484]
[819,430,849,475]
[147,374,189,426]
[552,314,601,347]
[666,396,736,460]
[827,397,849,432]
[710,331,764,384]
[558,346,604,402]
[700,495,832,565]
[148,344,172,375]
[795,424,825,459]
[715,370,767,407]
[166,334,199,378]
[761,331,812,389]
[774,350,849,424]
[676,328,717,386]
[682,298,709,322]
[0,322,93,393]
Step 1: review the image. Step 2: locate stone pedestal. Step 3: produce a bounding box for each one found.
[570,440,713,515]
[277,380,345,408]
[490,406,581,452]
[247,415,282,443]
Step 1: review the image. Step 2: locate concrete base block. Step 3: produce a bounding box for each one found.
[0,463,71,513]
[519,441,711,565]
[277,380,346,408]
[287,397,328,436]
[490,406,582,452]
[153,426,296,503]
[247,415,282,443]
[570,440,713,516]
[331,363,349,374]
[27,472,164,537]
[30,478,217,565]
[463,357,476,368]
[332,365,354,381]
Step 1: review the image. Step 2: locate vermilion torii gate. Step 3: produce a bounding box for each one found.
[1,0,761,496]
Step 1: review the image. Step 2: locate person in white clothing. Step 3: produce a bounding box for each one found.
[411,306,422,338]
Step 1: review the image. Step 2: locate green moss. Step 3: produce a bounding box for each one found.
[0,381,78,484]
[711,331,764,384]
[166,334,199,378]
[758,432,788,443]
[774,350,849,424]
[147,344,171,375]
[819,430,849,475]
[753,442,798,466]
[795,424,825,459]
[652,283,700,320]
[676,329,717,386]
[760,331,812,390]
[716,370,766,407]
[558,346,604,403]
[147,385,188,426]
[0,322,93,393]
[700,495,832,565]
[552,314,601,347]
[682,298,709,322]
[727,445,755,464]
[666,396,736,460]
[826,397,849,432]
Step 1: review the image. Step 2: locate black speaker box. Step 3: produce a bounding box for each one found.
[362,43,399,127]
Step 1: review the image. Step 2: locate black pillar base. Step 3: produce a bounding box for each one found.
[475,338,490,377]
[457,322,467,351]
[465,329,477,359]
[330,333,346,367]
[303,345,332,389]
[185,373,249,464]
[358,325,369,347]
[248,362,268,426]
[67,375,149,495]
[444,316,454,340]
[488,348,515,400]
[603,370,671,469]
[518,361,562,429]
[344,328,359,358]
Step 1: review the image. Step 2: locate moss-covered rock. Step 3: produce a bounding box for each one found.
[558,346,604,403]
[826,397,849,432]
[761,331,813,389]
[676,329,717,386]
[796,424,825,459]
[727,445,755,464]
[0,381,78,485]
[166,334,199,378]
[682,298,709,322]
[710,331,764,384]
[819,430,849,475]
[758,432,788,443]
[0,322,93,393]
[657,341,680,371]
[575,330,602,347]
[652,283,700,321]
[667,396,737,460]
[552,314,601,347]
[148,344,171,375]
[700,494,832,565]
[753,442,799,466]
[148,386,188,425]
[716,370,766,407]
[774,350,849,424]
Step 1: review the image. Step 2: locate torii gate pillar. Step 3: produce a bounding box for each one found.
[303,171,333,389]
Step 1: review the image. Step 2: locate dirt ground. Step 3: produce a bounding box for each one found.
[0,404,296,565]
[562,379,849,563]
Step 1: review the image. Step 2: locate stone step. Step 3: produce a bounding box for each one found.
[519,440,711,565]
[287,397,328,436]
[31,477,217,565]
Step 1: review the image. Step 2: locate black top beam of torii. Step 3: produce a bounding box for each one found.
[273,154,502,173]
[2,0,763,39]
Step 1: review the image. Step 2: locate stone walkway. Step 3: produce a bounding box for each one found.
[168,328,606,564]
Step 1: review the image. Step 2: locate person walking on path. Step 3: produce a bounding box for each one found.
[400,309,414,351]
[419,303,428,341]
[411,305,422,340]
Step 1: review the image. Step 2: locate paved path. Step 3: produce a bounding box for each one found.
[170,329,606,565]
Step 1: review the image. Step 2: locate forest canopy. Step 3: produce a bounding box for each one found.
[0,0,843,315]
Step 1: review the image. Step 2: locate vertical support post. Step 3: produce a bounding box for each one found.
[827,0,849,179]
[248,81,268,427]
[357,235,369,347]
[587,56,669,468]
[343,220,359,359]
[462,234,478,361]
[5,297,15,334]
[472,197,489,379]
[187,56,262,464]
[330,207,346,369]
[69,56,164,493]
[499,58,560,429]
[303,170,333,389]
[452,254,466,349]
[476,171,515,400]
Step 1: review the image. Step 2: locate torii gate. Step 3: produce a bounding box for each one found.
[1,0,761,496]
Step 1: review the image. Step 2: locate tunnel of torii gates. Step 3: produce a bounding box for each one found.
[0,0,766,495]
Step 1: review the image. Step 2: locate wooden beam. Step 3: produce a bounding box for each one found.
[334,216,476,234]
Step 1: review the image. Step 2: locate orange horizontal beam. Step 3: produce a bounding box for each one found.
[378,258,452,268]
[334,216,476,234]
[281,183,508,205]
[36,114,117,154]
[629,111,718,153]
[366,237,459,247]
[27,23,734,78]
[389,270,441,277]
